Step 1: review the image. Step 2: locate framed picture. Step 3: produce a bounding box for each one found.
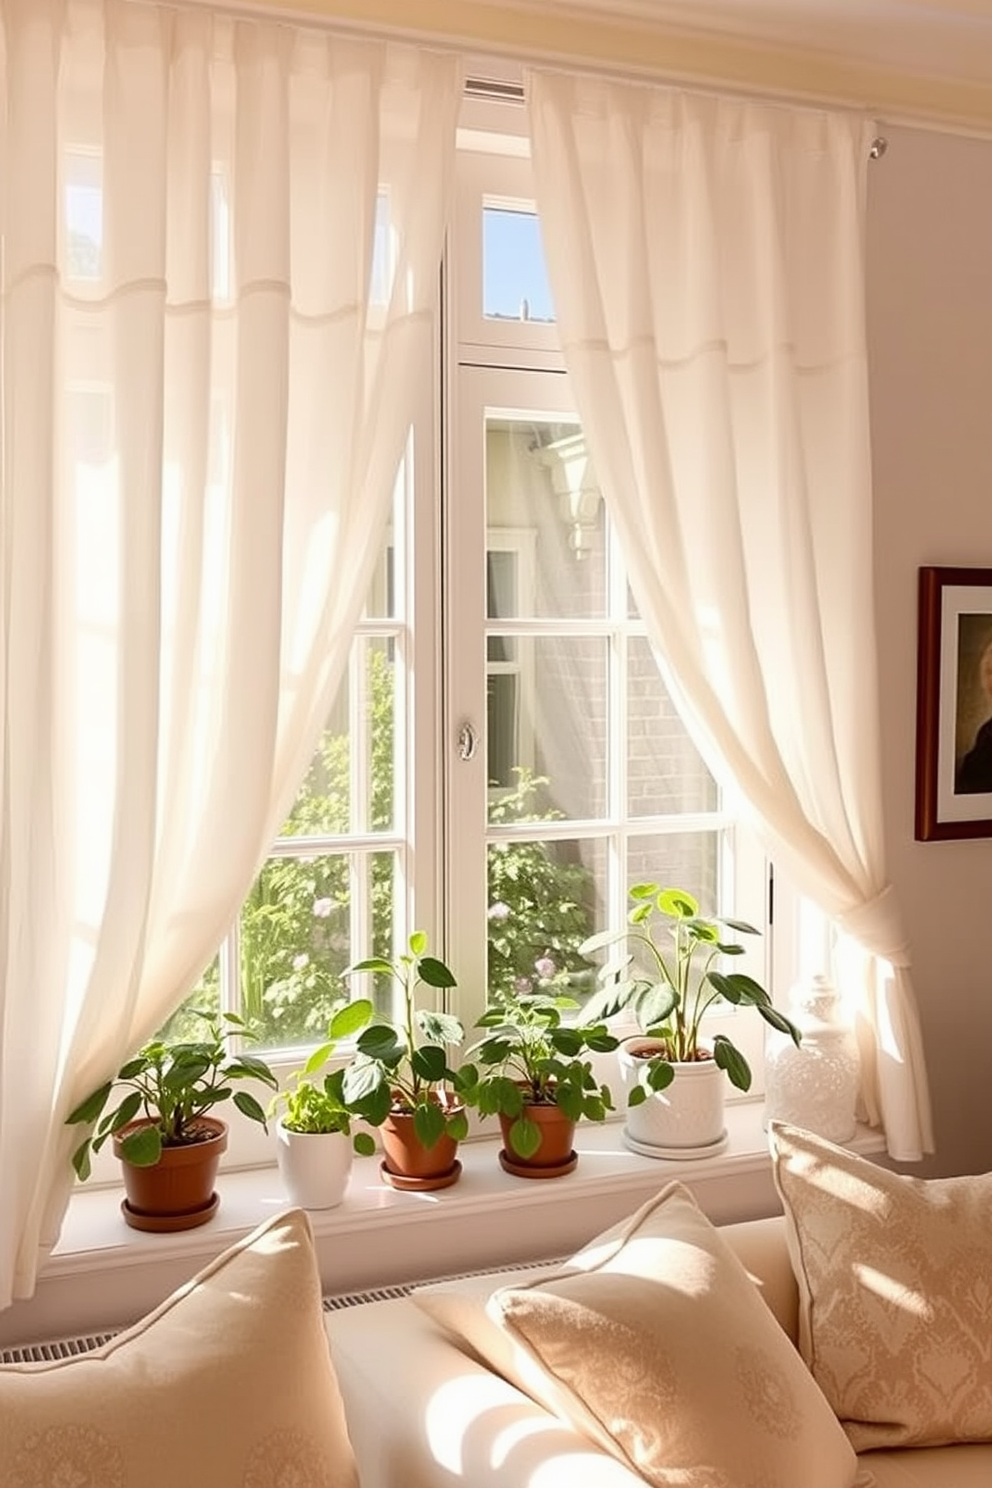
[915,566,992,840]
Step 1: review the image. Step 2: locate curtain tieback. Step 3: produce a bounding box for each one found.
[835,884,911,969]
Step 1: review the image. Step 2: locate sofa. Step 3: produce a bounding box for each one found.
[328,1122,992,1488]
[3,1121,991,1488]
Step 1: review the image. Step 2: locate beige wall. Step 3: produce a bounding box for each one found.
[868,124,992,1178]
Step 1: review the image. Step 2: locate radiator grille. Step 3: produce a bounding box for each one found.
[2,1333,119,1365]
[1,1256,565,1361]
[321,1254,563,1314]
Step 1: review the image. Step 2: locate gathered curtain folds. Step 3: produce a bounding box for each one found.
[526,71,933,1162]
[0,0,460,1306]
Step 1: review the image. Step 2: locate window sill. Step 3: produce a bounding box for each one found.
[1,1103,884,1348]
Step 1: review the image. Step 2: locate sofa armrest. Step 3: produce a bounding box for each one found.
[720,1214,799,1344]
[326,1296,650,1488]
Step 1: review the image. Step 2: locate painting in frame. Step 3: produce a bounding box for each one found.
[915,566,992,841]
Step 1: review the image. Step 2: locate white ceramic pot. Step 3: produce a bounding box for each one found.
[275,1120,353,1210]
[618,1037,728,1157]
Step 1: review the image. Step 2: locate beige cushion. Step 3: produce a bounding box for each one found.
[769,1120,992,1451]
[0,1208,358,1488]
[416,1180,860,1488]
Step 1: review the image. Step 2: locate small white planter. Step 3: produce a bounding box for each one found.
[275,1120,353,1210]
[618,1037,728,1158]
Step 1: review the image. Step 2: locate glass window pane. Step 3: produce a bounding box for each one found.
[628,638,718,817]
[487,833,604,1005]
[487,638,607,821]
[483,206,554,323]
[281,636,396,838]
[486,419,605,616]
[627,832,720,911]
[241,848,397,1047]
[65,150,103,283]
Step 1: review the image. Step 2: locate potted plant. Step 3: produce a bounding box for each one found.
[341,931,468,1191]
[270,997,379,1210]
[66,1010,278,1231]
[580,885,801,1157]
[460,986,618,1178]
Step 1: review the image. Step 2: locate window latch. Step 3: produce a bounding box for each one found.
[457,721,478,761]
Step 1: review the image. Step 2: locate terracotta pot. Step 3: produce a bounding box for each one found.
[379,1097,462,1189]
[618,1037,727,1157]
[113,1116,227,1231]
[498,1096,577,1178]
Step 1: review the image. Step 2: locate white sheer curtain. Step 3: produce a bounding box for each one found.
[527,70,933,1162]
[0,0,459,1305]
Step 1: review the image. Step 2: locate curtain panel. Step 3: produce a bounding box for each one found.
[526,70,933,1161]
[0,0,459,1305]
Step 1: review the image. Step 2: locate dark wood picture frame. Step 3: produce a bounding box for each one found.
[915,566,992,840]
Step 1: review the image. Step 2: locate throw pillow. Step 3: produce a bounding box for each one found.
[0,1207,358,1488]
[769,1120,992,1451]
[416,1181,860,1488]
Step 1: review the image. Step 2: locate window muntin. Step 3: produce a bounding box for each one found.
[160,104,770,1130]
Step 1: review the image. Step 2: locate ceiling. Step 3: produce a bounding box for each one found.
[294,0,992,134]
[531,0,992,86]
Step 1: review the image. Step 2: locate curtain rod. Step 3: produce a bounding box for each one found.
[464,76,888,159]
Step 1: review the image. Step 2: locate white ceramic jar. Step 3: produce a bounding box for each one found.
[764,975,861,1143]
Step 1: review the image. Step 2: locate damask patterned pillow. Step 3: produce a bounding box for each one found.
[769,1120,992,1451]
[423,1181,861,1488]
[0,1208,358,1488]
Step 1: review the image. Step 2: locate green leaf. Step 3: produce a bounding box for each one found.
[713,1036,752,1091]
[507,1115,541,1160]
[117,1056,152,1080]
[119,1125,162,1167]
[233,1090,268,1127]
[413,1100,446,1149]
[304,1042,335,1076]
[657,888,698,918]
[629,882,659,901]
[418,955,457,990]
[342,1060,387,1105]
[634,982,678,1028]
[446,1109,469,1142]
[627,1085,647,1108]
[107,1091,143,1132]
[231,1053,278,1087]
[346,958,395,978]
[65,1081,114,1127]
[353,1131,377,1157]
[163,1057,210,1092]
[71,1139,93,1180]
[417,1010,464,1046]
[555,1083,582,1121]
[578,926,623,956]
[549,1027,583,1057]
[409,930,428,957]
[758,1004,803,1046]
[356,1025,404,1063]
[719,917,759,935]
[411,1045,448,1084]
[645,1060,675,1093]
[329,998,374,1039]
[715,942,746,956]
[353,1082,392,1128]
[581,978,635,1022]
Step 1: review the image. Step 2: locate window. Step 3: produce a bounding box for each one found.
[168,89,770,1118]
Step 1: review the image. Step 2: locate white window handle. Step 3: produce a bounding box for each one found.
[457,721,478,761]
